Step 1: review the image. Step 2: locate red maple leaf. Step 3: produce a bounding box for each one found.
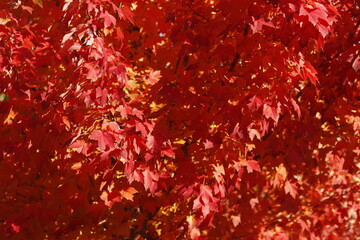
[246,160,261,173]
[100,11,117,29]
[300,5,328,26]
[90,130,115,151]
[263,104,279,123]
[146,70,162,85]
[284,181,298,199]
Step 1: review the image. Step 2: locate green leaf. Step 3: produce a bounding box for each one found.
[0,93,9,102]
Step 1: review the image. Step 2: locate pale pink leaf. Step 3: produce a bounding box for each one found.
[90,130,115,151]
[247,160,261,173]
[285,180,298,198]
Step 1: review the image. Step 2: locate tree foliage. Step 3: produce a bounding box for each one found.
[0,0,359,239]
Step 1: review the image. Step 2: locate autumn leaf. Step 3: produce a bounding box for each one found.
[213,164,225,175]
[249,128,261,141]
[284,181,298,199]
[263,104,279,123]
[116,27,124,41]
[204,139,214,149]
[123,5,135,23]
[251,17,274,33]
[303,61,319,85]
[190,228,201,240]
[32,0,43,8]
[143,169,159,193]
[231,215,241,227]
[135,121,147,136]
[71,162,82,171]
[300,5,328,26]
[273,164,287,187]
[247,96,263,110]
[250,197,259,209]
[0,93,9,102]
[89,130,115,151]
[121,187,138,201]
[290,98,301,119]
[160,146,176,158]
[3,107,17,124]
[146,70,162,85]
[352,56,360,72]
[11,223,20,233]
[100,11,117,29]
[246,160,261,173]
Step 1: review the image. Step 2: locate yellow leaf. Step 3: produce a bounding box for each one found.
[4,107,17,124]
[0,18,11,25]
[121,187,138,201]
[32,0,43,8]
[71,162,82,170]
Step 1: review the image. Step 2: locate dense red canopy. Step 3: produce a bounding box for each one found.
[0,0,359,239]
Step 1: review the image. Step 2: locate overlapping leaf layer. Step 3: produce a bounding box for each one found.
[0,0,359,239]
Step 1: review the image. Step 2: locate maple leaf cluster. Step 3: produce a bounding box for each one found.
[0,0,359,239]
